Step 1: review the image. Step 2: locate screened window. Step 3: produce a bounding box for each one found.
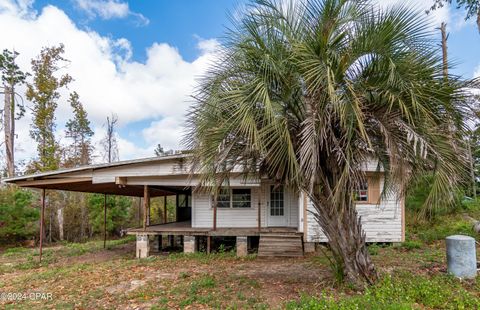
[178,194,191,208]
[232,189,251,208]
[270,186,284,216]
[217,188,231,208]
[355,180,368,202]
[215,188,251,208]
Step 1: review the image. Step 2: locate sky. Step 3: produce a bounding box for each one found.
[0,0,479,168]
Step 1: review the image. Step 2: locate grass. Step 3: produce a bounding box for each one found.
[286,273,479,309]
[0,211,479,309]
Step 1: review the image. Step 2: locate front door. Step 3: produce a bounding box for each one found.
[267,185,287,226]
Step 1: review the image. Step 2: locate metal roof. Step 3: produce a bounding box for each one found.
[3,153,191,183]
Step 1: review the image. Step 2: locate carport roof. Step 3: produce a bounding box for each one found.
[2,153,192,197]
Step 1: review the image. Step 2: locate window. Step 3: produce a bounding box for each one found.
[232,189,251,208]
[270,186,284,216]
[217,188,231,208]
[178,194,191,208]
[354,175,380,204]
[215,188,251,208]
[355,181,368,202]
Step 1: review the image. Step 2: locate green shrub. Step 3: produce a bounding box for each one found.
[461,197,480,211]
[401,240,422,250]
[414,221,474,243]
[0,187,37,242]
[286,273,480,309]
[406,174,463,218]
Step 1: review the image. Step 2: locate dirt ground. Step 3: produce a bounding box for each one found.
[0,238,476,309]
[0,240,337,309]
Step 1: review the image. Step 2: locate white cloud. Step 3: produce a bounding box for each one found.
[74,0,149,26]
[374,0,450,28]
[0,0,219,164]
[0,0,34,17]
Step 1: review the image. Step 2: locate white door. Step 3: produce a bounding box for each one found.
[267,185,287,227]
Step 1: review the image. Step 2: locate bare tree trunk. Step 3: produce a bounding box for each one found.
[310,189,377,288]
[440,22,448,79]
[57,205,64,241]
[49,206,52,243]
[80,194,85,240]
[4,85,14,177]
[468,139,477,199]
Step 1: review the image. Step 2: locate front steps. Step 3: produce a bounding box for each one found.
[258,233,304,257]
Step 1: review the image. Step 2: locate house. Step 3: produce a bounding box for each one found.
[4,153,404,257]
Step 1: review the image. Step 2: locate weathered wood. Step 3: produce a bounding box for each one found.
[306,175,403,243]
[143,185,150,230]
[39,189,46,262]
[17,177,92,187]
[207,236,211,254]
[115,176,127,186]
[212,195,217,231]
[138,197,141,227]
[257,201,261,232]
[258,233,303,257]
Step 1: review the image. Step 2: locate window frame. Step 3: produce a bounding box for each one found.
[214,188,252,209]
[354,174,381,205]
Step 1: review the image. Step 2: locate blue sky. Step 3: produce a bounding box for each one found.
[32,0,241,62]
[28,0,480,76]
[0,0,479,164]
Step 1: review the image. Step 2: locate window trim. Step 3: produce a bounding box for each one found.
[213,188,252,209]
[354,174,381,205]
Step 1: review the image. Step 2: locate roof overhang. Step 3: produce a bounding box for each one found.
[3,154,193,197]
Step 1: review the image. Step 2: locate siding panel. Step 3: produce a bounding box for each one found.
[306,177,402,242]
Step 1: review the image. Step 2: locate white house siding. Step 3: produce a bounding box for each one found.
[306,177,403,243]
[192,182,299,228]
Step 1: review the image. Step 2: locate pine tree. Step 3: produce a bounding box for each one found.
[26,44,72,172]
[0,49,28,177]
[65,91,94,167]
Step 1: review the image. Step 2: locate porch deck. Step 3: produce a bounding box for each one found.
[126,220,300,236]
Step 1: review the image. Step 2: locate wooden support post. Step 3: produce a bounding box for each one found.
[103,194,107,249]
[207,236,211,254]
[39,189,46,263]
[258,201,262,232]
[164,195,167,223]
[213,203,217,231]
[143,185,150,230]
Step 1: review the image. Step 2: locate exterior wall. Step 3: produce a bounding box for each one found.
[192,182,299,228]
[306,176,403,243]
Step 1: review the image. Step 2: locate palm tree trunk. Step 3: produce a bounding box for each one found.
[310,189,377,288]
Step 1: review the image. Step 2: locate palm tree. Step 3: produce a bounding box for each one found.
[185,0,471,287]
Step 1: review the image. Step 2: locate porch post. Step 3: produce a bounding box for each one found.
[258,201,261,232]
[213,197,217,231]
[138,197,141,227]
[39,188,46,263]
[143,185,150,230]
[103,194,107,249]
